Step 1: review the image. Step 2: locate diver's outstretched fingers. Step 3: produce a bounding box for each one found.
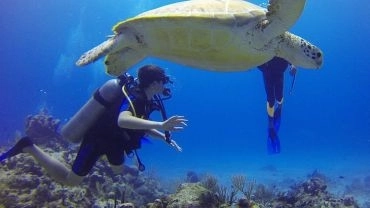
[162,115,188,131]
[170,139,182,152]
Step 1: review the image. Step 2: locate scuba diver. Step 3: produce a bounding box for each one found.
[258,57,297,154]
[0,64,187,186]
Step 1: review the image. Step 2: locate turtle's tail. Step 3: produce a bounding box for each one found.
[76,35,121,67]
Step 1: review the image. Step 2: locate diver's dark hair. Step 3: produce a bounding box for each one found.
[138,64,169,88]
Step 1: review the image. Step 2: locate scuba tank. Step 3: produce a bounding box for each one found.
[61,74,133,143]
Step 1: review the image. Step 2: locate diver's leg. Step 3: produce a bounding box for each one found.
[274,73,285,131]
[65,172,84,186]
[262,71,277,137]
[106,145,126,174]
[261,71,275,117]
[275,73,284,106]
[274,98,283,131]
[24,145,68,181]
[0,136,83,186]
[261,70,280,153]
[70,141,100,185]
[267,102,275,128]
[24,145,83,186]
[25,148,84,186]
[267,103,280,154]
[266,97,278,141]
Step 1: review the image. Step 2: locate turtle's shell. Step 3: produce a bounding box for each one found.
[111,0,272,71]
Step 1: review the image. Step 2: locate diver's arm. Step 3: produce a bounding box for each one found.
[146,129,166,140]
[146,129,183,152]
[118,111,162,130]
[118,111,187,131]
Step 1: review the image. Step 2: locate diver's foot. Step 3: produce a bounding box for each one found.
[268,128,278,140]
[273,107,282,131]
[267,128,280,154]
[274,107,281,120]
[0,136,33,162]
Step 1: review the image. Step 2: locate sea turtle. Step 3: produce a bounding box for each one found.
[76,0,323,76]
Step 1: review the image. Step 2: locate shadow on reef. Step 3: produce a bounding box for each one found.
[0,109,366,208]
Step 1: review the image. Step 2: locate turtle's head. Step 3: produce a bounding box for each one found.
[298,38,323,69]
[276,33,323,69]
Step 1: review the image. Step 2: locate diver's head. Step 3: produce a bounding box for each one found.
[138,64,172,96]
[138,64,170,88]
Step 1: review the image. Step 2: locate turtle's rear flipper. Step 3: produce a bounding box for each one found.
[105,48,145,76]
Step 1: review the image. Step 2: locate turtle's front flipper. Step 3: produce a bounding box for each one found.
[76,34,126,67]
[76,37,115,66]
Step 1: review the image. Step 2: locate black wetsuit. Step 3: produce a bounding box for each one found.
[72,89,154,176]
[258,57,290,107]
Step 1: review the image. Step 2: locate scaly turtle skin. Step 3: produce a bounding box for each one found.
[77,0,323,76]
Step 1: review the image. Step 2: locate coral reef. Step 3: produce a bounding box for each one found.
[152,174,361,208]
[0,110,365,208]
[167,183,211,208]
[344,174,370,207]
[275,177,360,208]
[24,108,69,150]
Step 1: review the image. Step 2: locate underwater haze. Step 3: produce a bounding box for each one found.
[1,0,369,205]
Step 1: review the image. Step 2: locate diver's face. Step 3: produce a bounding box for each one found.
[150,80,165,94]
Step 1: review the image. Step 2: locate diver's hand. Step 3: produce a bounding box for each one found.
[169,139,182,152]
[162,116,187,131]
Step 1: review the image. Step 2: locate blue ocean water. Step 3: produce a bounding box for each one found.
[0,0,369,200]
